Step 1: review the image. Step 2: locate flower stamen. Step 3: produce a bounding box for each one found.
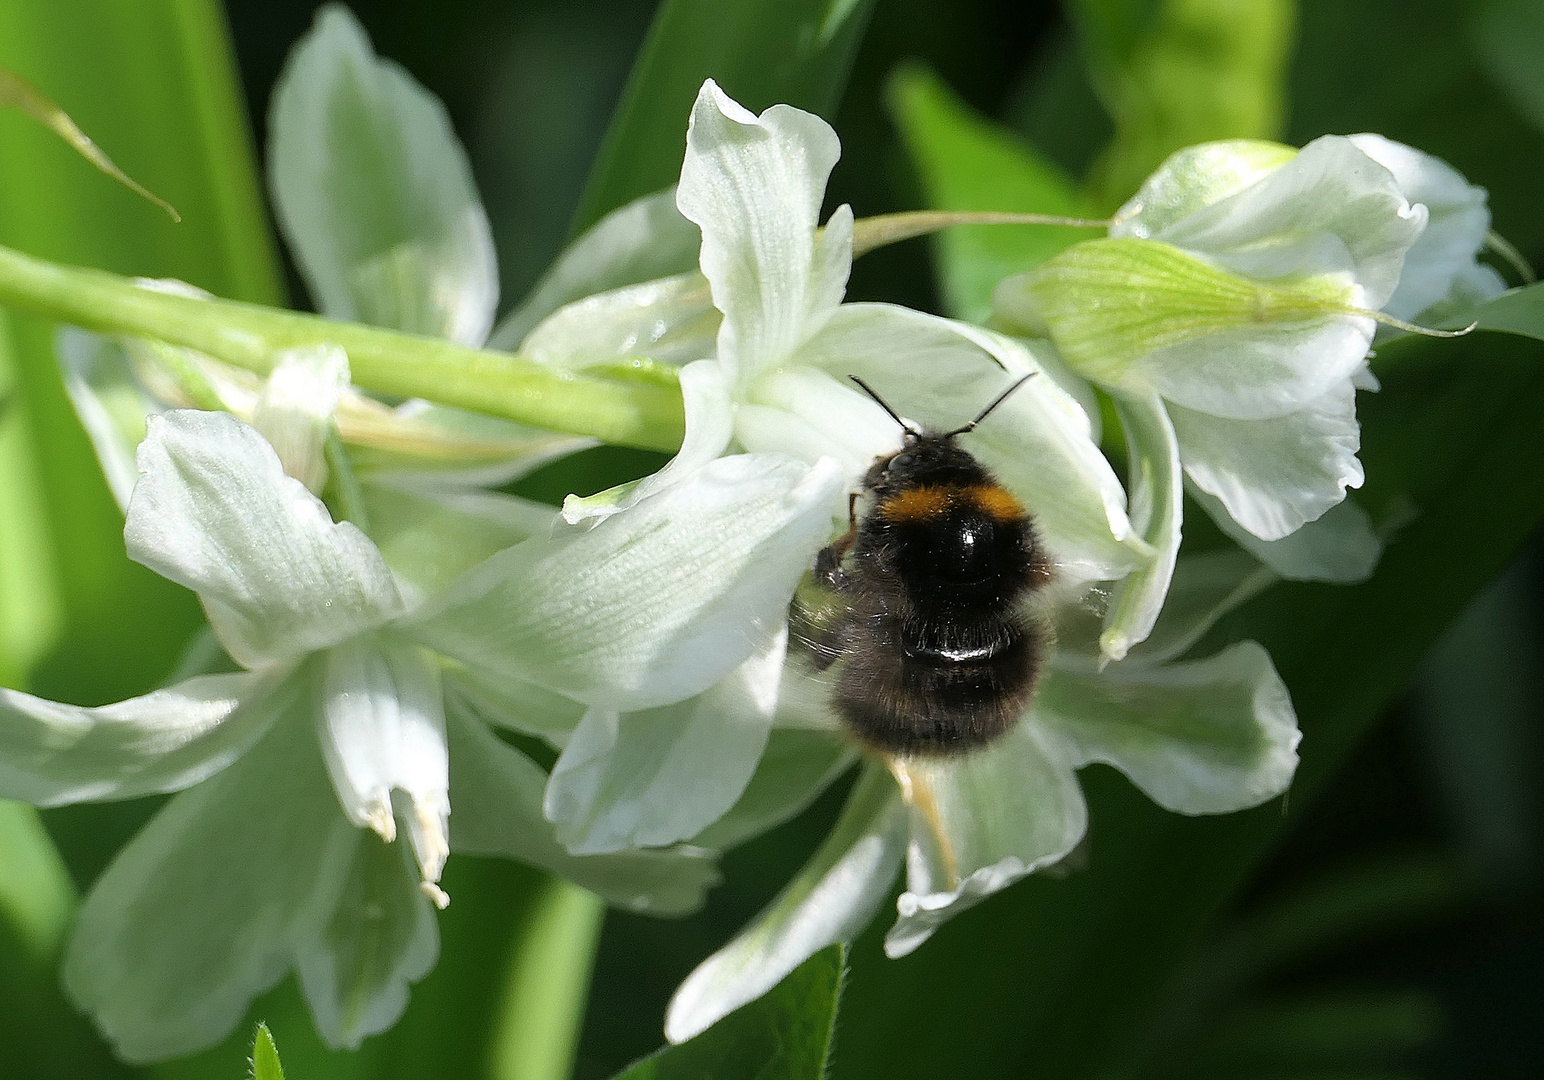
[888,757,961,889]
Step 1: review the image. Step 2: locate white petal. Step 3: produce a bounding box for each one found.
[795,304,1143,582]
[1036,641,1300,815]
[414,453,845,712]
[690,728,856,852]
[445,707,720,915]
[126,411,405,667]
[61,710,352,1063]
[665,763,906,1043]
[769,653,846,732]
[1101,394,1182,663]
[489,187,702,350]
[250,344,350,494]
[999,239,1381,420]
[1025,136,1425,420]
[520,272,720,370]
[1347,134,1493,322]
[442,664,585,744]
[676,80,845,382]
[886,722,1087,957]
[1047,547,1276,668]
[56,328,156,512]
[1154,135,1427,315]
[319,635,449,893]
[268,5,497,345]
[1125,549,1277,667]
[1112,140,1298,240]
[1196,487,1382,584]
[544,629,786,854]
[0,670,292,806]
[296,830,438,1049]
[1171,377,1363,541]
[807,204,855,342]
[1139,313,1373,422]
[1409,261,1508,332]
[352,399,591,489]
[360,478,558,596]
[561,358,734,524]
[736,365,906,480]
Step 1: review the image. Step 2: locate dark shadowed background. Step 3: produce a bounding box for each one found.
[5,0,1543,1077]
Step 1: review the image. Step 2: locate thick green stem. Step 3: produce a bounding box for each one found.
[0,243,685,452]
[487,879,605,1080]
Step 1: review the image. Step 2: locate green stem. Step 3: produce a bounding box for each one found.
[487,878,605,1080]
[0,243,685,452]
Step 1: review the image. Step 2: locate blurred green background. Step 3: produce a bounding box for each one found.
[2,0,1543,1078]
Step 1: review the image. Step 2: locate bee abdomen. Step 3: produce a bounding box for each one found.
[834,614,1041,756]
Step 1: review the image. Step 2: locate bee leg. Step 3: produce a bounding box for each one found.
[814,541,850,591]
[814,493,861,590]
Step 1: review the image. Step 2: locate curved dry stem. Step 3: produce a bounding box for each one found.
[1486,229,1536,285]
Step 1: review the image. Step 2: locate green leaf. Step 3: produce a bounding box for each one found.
[144,861,597,1080]
[1469,0,1544,136]
[0,315,61,686]
[570,0,877,234]
[1475,281,1544,340]
[614,944,846,1080]
[1066,0,1296,208]
[829,326,1544,1079]
[886,64,1095,323]
[1,3,279,1070]
[1109,854,1456,1076]
[0,799,125,1080]
[0,800,73,968]
[1065,0,1166,70]
[0,65,178,221]
[1173,990,1441,1076]
[0,0,282,704]
[250,1023,285,1080]
[1408,562,1544,886]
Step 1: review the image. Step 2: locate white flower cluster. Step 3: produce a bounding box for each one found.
[0,4,1504,1062]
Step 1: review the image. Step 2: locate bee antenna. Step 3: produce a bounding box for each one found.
[944,373,1037,437]
[849,376,919,437]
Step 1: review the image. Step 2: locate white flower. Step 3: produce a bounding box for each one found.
[664,548,1299,1041]
[995,135,1500,594]
[413,81,1300,1046]
[266,2,587,493]
[1344,134,1505,323]
[7,8,727,1057]
[57,4,581,591]
[0,397,717,1062]
[412,79,1150,863]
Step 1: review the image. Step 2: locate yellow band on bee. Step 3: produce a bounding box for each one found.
[879,486,953,521]
[968,484,1025,523]
[878,484,1024,524]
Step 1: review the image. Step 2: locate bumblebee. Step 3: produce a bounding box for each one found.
[802,376,1050,756]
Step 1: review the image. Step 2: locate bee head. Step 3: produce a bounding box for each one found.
[874,433,984,490]
[849,374,1038,494]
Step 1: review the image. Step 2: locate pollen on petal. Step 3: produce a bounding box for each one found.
[404,792,451,907]
[364,796,397,842]
[887,756,961,889]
